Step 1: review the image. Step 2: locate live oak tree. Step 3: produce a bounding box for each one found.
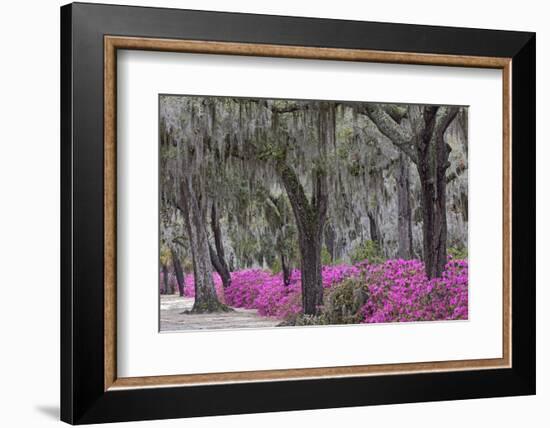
[161,98,229,313]
[329,106,414,261]
[359,104,459,278]
[270,103,332,314]
[362,107,414,259]
[179,166,228,312]
[226,99,333,315]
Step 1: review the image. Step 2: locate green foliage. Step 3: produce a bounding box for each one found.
[271,257,282,274]
[182,257,193,274]
[231,233,259,268]
[448,246,468,260]
[258,191,300,273]
[189,301,234,314]
[336,125,353,147]
[321,246,332,265]
[350,240,385,264]
[321,277,369,325]
[319,246,348,267]
[369,193,378,209]
[348,161,363,177]
[282,277,371,326]
[257,141,286,162]
[159,245,171,266]
[292,314,327,326]
[279,312,327,327]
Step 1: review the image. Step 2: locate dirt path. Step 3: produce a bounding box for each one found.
[160,294,281,331]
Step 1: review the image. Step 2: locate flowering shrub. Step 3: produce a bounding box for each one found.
[321,264,361,288]
[225,269,302,318]
[322,277,369,324]
[359,258,468,323]
[225,264,362,319]
[162,257,468,325]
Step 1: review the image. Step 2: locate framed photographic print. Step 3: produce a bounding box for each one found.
[60,2,535,424]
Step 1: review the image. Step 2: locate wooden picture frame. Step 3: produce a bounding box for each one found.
[61,2,535,424]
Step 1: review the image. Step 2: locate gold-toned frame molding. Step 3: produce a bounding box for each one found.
[104,35,512,391]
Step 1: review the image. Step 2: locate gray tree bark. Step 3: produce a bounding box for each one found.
[274,102,332,315]
[209,203,232,288]
[396,153,413,259]
[179,172,227,312]
[414,106,457,278]
[170,247,185,296]
[276,161,326,314]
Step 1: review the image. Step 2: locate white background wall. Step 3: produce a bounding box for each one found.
[0,0,546,426]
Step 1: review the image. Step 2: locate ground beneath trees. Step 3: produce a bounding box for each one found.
[160,294,280,331]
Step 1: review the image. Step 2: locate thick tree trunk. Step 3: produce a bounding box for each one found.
[362,104,458,280]
[179,173,226,312]
[416,108,441,278]
[171,247,185,296]
[434,129,449,276]
[414,107,454,278]
[418,167,447,278]
[298,227,324,314]
[419,168,437,277]
[396,154,413,259]
[276,162,326,314]
[273,102,332,315]
[210,203,232,287]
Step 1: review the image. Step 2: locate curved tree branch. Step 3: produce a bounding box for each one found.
[361,105,417,163]
[433,106,460,142]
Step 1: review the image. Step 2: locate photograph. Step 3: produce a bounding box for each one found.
[159,95,469,331]
[0,0,541,425]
